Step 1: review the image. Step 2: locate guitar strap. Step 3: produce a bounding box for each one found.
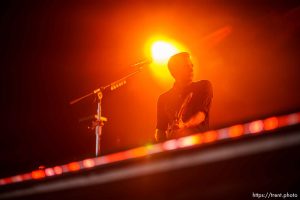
[176,92,193,121]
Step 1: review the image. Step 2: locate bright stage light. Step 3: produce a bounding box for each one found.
[145,38,188,86]
[151,41,179,64]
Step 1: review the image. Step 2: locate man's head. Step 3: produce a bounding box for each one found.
[168,52,193,84]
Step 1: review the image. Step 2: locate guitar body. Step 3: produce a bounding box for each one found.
[166,121,195,139]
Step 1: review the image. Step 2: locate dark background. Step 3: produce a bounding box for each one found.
[0,0,300,178]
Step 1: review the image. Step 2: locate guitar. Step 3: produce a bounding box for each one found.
[166,92,193,139]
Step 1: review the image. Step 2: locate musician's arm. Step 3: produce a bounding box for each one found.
[180,111,206,129]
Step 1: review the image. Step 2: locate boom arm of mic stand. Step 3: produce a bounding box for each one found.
[70,66,143,105]
[104,67,143,91]
[69,91,95,105]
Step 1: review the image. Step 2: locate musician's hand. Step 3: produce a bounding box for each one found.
[177,119,187,129]
[166,119,190,139]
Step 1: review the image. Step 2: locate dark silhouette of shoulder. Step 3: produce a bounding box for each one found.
[192,80,213,97]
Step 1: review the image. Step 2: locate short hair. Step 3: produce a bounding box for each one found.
[168,52,191,77]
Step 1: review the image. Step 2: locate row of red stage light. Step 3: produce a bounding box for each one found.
[0,112,299,186]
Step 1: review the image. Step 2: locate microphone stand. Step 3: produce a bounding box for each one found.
[70,61,149,157]
[95,91,103,157]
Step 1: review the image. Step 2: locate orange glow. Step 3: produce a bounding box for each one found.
[31,170,46,179]
[106,152,128,163]
[129,147,148,157]
[45,168,55,176]
[162,139,178,150]
[249,120,264,133]
[83,159,96,168]
[11,175,22,182]
[145,143,154,150]
[53,166,63,174]
[21,173,32,180]
[287,113,300,125]
[228,125,244,138]
[178,135,203,148]
[67,162,81,171]
[146,143,163,154]
[203,131,218,143]
[94,157,109,165]
[264,117,279,130]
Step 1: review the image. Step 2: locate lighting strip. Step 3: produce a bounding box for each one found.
[0,112,299,186]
